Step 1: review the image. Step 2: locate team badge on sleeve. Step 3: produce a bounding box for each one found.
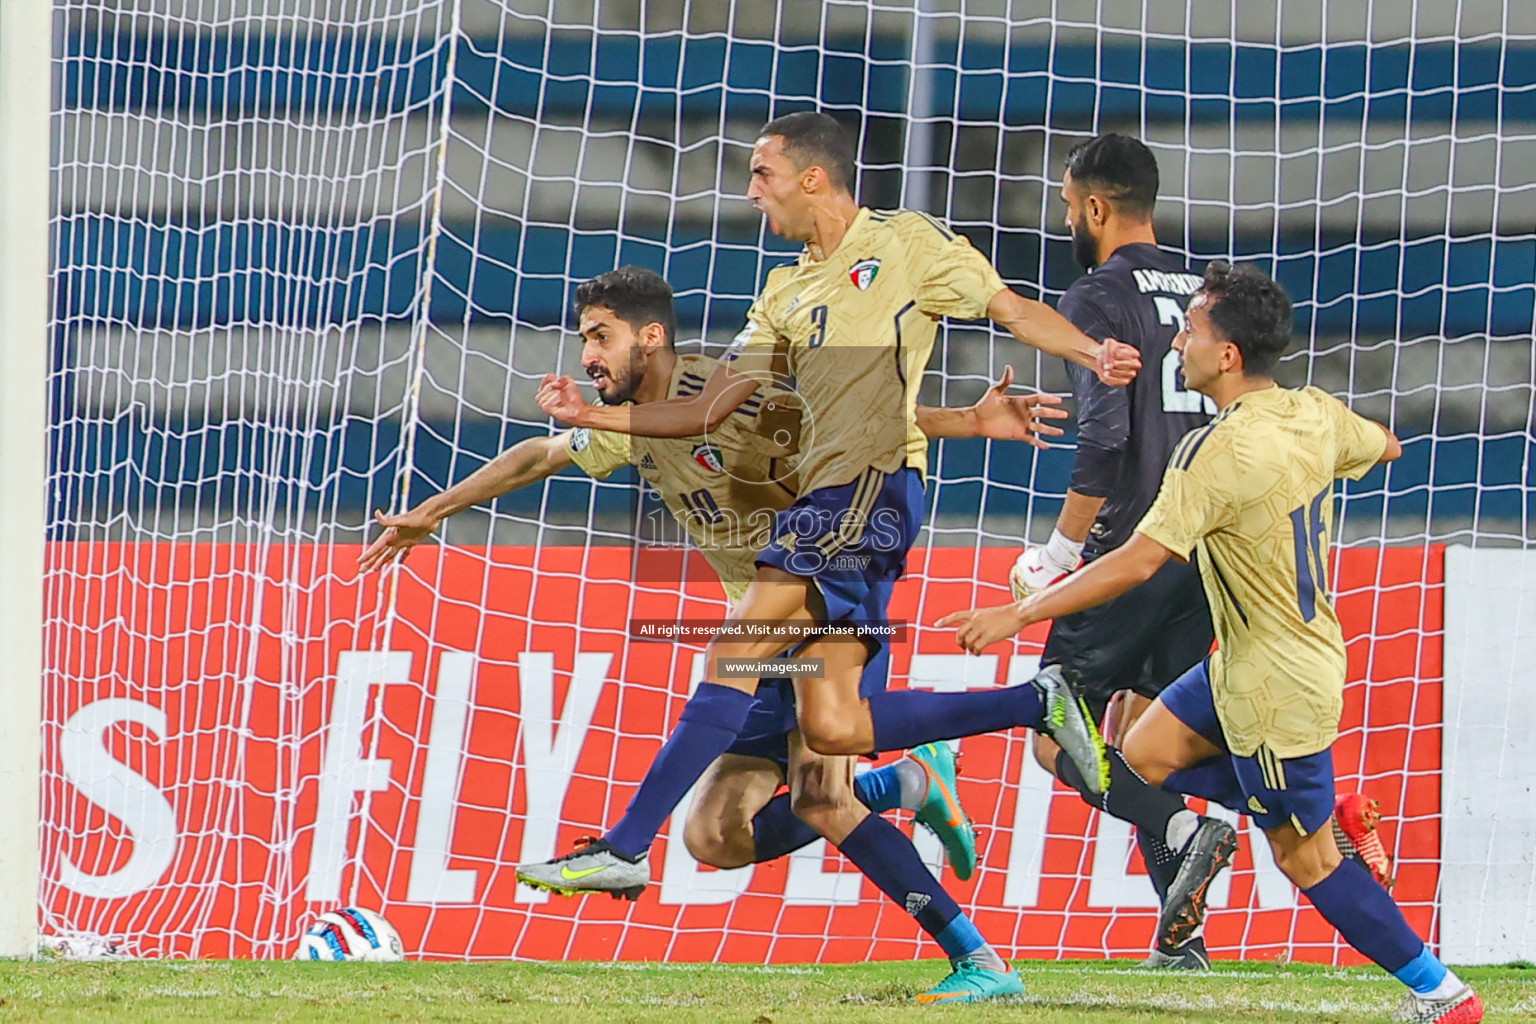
[850,259,881,290]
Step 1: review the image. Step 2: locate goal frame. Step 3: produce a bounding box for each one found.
[0,0,50,959]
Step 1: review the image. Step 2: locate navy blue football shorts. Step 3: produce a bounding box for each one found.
[1160,658,1337,836]
[729,466,922,768]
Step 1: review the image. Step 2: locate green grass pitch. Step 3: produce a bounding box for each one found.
[0,960,1531,1023]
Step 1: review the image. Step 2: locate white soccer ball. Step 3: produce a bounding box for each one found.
[294,907,405,962]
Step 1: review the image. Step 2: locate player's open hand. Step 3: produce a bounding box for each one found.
[358,508,439,573]
[536,373,593,425]
[1095,338,1141,386]
[936,602,1029,655]
[971,365,1068,448]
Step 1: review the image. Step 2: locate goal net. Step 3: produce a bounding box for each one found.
[43,0,1535,964]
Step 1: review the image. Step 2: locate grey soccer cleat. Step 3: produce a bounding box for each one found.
[515,837,651,901]
[1033,665,1111,795]
[1137,941,1211,970]
[1156,817,1239,950]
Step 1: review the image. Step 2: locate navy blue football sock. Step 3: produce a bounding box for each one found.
[605,683,755,858]
[835,814,986,962]
[1301,857,1425,974]
[866,685,1043,753]
[750,764,905,863]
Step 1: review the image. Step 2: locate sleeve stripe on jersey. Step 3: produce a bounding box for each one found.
[1171,399,1243,471]
[1168,428,1201,470]
[914,210,955,241]
[1174,422,1217,471]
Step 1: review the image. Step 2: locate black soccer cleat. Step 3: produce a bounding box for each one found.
[1156,817,1239,950]
[1138,936,1212,970]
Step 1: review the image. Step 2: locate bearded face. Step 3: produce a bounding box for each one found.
[1069,214,1101,270]
[578,305,656,406]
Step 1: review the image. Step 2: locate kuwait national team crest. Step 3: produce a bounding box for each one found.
[849,258,880,290]
[692,444,725,473]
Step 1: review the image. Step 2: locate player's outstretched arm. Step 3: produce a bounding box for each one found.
[986,287,1141,386]
[914,366,1068,447]
[535,361,762,438]
[938,533,1174,654]
[358,434,574,573]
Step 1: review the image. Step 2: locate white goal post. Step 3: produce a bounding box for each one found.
[0,0,50,960]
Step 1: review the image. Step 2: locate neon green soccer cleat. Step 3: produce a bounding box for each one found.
[908,743,979,882]
[915,960,1025,1005]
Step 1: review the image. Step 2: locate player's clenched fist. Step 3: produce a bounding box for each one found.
[1008,530,1084,601]
[1096,338,1141,386]
[536,373,594,426]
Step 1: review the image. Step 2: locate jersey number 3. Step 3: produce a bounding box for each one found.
[1155,297,1217,415]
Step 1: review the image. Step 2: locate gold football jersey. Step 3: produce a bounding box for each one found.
[564,353,801,603]
[726,208,1006,494]
[1135,386,1388,758]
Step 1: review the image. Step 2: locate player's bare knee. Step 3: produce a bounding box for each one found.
[788,781,858,837]
[682,813,753,870]
[797,711,864,756]
[1267,826,1342,890]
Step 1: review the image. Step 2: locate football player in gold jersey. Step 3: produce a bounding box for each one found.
[527,113,1136,1002]
[362,265,1065,1001]
[939,262,1482,1024]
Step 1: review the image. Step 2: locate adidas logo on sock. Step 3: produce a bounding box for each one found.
[904,892,931,916]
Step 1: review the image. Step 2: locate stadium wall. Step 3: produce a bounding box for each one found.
[43,542,1465,964]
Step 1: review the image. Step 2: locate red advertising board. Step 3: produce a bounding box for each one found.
[40,544,1442,963]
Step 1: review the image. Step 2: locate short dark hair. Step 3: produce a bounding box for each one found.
[1064,133,1160,218]
[1197,262,1293,376]
[758,111,857,195]
[574,266,676,347]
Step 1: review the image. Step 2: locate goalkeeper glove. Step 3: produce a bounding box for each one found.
[1008,528,1085,602]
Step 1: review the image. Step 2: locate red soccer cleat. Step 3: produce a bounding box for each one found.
[1394,986,1484,1024]
[1333,791,1395,889]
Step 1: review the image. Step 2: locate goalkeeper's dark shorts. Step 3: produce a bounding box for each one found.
[1041,551,1213,723]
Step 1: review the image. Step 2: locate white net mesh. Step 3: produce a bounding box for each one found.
[43,0,1535,962]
